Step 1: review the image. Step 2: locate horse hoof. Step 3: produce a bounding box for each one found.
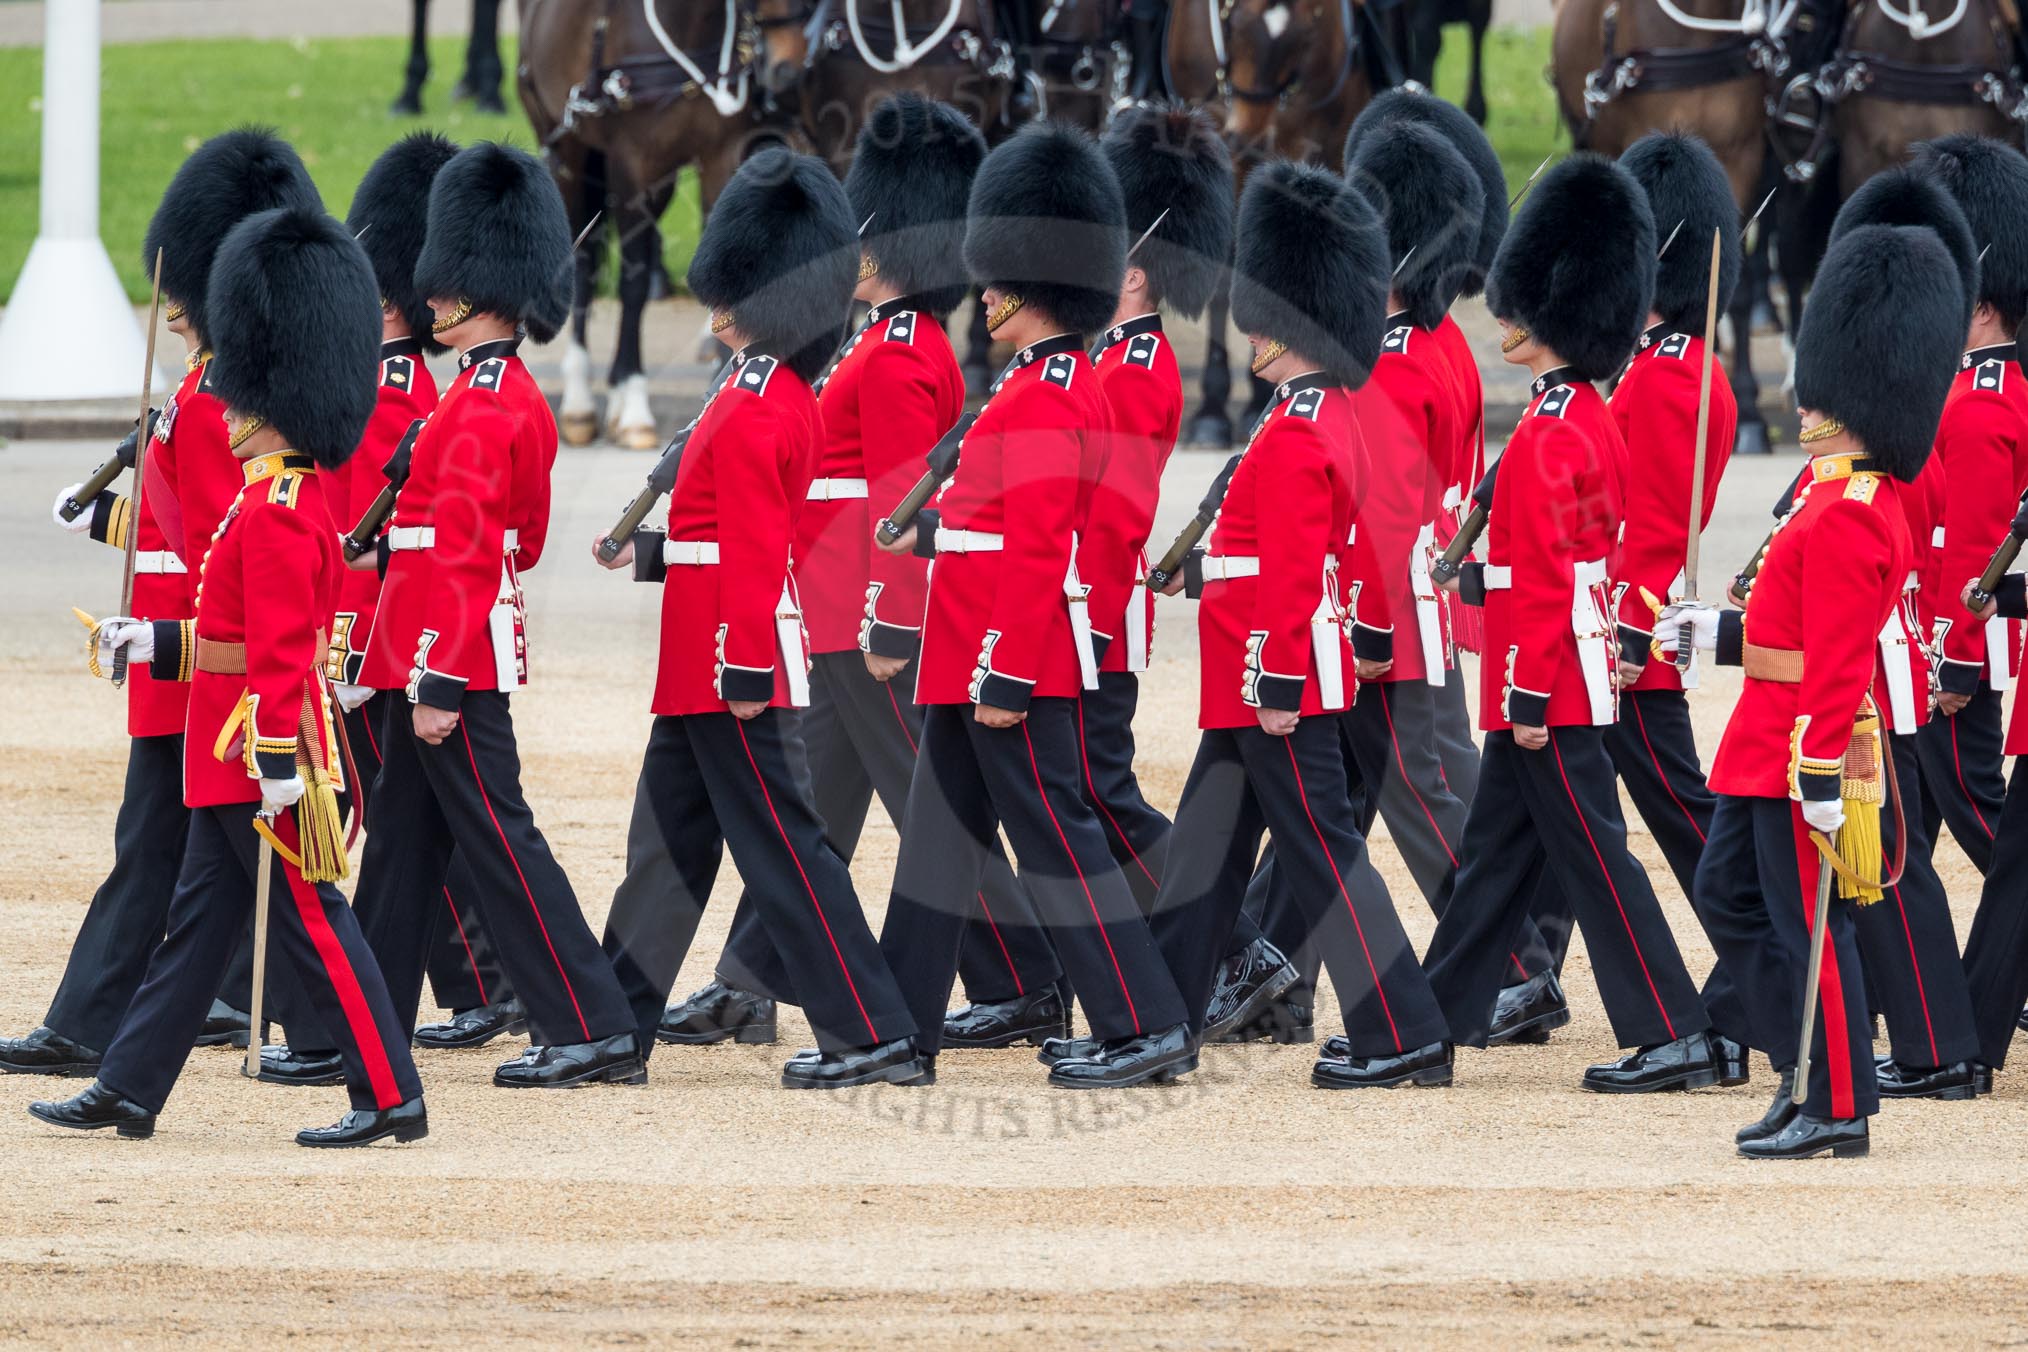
[1185,412,1234,448]
[619,424,660,452]
[1734,421,1773,457]
[561,412,598,447]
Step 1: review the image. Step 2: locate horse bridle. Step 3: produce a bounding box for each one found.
[1224,0,1358,108]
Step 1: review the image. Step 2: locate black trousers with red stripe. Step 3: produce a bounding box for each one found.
[1424,728,1711,1049]
[1695,794,1878,1120]
[353,691,634,1048]
[1430,663,1482,804]
[97,804,423,1114]
[881,698,1187,1056]
[708,652,1061,1007]
[1959,758,2028,1069]
[605,707,919,1055]
[1914,681,2005,875]
[1150,718,1450,1057]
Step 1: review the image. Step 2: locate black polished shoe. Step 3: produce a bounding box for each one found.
[1312,1040,1453,1089]
[942,988,1071,1049]
[1580,1032,1719,1093]
[1047,1023,1197,1088]
[1487,971,1571,1046]
[2017,1005,2028,1034]
[258,1045,346,1086]
[1876,1058,1981,1101]
[27,1081,154,1138]
[780,1039,933,1089]
[1037,1034,1102,1068]
[492,1033,646,1088]
[297,1097,429,1148]
[1976,1063,1995,1095]
[656,981,777,1045]
[414,999,527,1050]
[1737,1077,1798,1144]
[194,1000,251,1049]
[0,1026,102,1077]
[1738,1113,1869,1160]
[1211,985,1315,1044]
[1202,939,1300,1042]
[1710,1033,1751,1087]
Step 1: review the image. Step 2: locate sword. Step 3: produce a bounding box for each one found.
[1675,228,1725,673]
[1791,831,1838,1107]
[1509,153,1554,210]
[1127,207,1171,260]
[244,810,275,1078]
[108,249,166,689]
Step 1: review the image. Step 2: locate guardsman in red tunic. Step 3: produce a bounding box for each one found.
[351,142,643,1089]
[599,149,929,1088]
[877,123,1193,1087]
[1663,212,1967,1158]
[1909,137,2028,876]
[1423,156,1718,1092]
[3,130,324,1078]
[1087,161,1455,1089]
[31,206,427,1146]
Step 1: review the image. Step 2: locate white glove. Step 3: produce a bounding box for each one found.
[53,484,93,534]
[331,681,374,713]
[92,618,153,673]
[1653,601,1720,657]
[1801,797,1846,836]
[259,775,306,816]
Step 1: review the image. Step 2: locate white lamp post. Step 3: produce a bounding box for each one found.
[0,0,160,404]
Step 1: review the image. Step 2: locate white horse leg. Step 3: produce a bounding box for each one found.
[607,372,658,450]
[560,339,597,446]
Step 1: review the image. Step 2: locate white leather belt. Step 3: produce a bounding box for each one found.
[1201,555,1261,580]
[132,550,186,575]
[805,477,868,502]
[1485,558,1608,591]
[1878,609,1918,729]
[1441,483,1463,511]
[1932,525,1947,548]
[663,540,721,565]
[1409,521,1444,686]
[1905,569,1920,593]
[387,526,520,552]
[934,528,1004,553]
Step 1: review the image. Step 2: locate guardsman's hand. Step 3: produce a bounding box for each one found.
[1801,797,1845,836]
[93,618,153,673]
[259,774,306,817]
[864,652,910,683]
[1937,690,1971,717]
[331,682,374,713]
[413,703,461,745]
[1962,580,1998,623]
[1614,659,1646,690]
[52,485,92,534]
[1158,573,1186,597]
[876,524,917,556]
[344,549,380,572]
[975,702,1026,728]
[1652,601,1719,663]
[728,699,768,721]
[1255,707,1299,737]
[593,531,634,570]
[1512,723,1549,751]
[1437,575,1459,595]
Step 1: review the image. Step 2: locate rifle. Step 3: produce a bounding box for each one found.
[876,412,979,547]
[1146,453,1241,592]
[1967,489,2028,613]
[1429,458,1501,588]
[59,411,160,523]
[342,419,425,562]
[596,423,699,564]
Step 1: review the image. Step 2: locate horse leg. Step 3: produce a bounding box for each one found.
[460,0,505,114]
[1466,0,1490,125]
[1187,286,1234,447]
[606,165,663,450]
[558,145,603,448]
[392,0,428,115]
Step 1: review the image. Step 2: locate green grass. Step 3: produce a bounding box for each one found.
[0,33,704,304]
[1428,25,1568,189]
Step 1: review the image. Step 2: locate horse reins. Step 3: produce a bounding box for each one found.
[544,0,756,153]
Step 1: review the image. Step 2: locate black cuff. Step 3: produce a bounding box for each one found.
[631,529,668,584]
[1089,631,1113,669]
[1797,766,1841,802]
[1715,611,1745,667]
[1999,572,2028,619]
[376,535,392,582]
[1457,562,1488,607]
[411,671,467,711]
[147,619,191,684]
[1616,623,1652,666]
[1349,621,1393,663]
[1506,688,1550,728]
[1937,658,1982,696]
[912,509,941,561]
[1182,547,1207,600]
[1251,672,1305,712]
[254,749,297,780]
[85,490,123,544]
[717,665,775,703]
[863,620,920,660]
[974,671,1034,713]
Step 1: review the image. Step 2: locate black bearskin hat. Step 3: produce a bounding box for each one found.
[413,142,573,343]
[1910,133,2028,332]
[347,132,462,355]
[1487,154,1655,382]
[206,207,382,469]
[1794,223,1964,482]
[1344,87,1506,298]
[963,122,1128,337]
[1231,160,1389,388]
[1830,166,1978,333]
[1346,120,1484,331]
[688,147,859,384]
[1619,131,1741,335]
[1101,102,1233,319]
[143,127,323,345]
[845,92,986,318]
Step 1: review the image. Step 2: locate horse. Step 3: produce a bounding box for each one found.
[1022,0,1130,129]
[1553,0,1781,452]
[520,0,787,448]
[1403,0,1493,124]
[394,0,506,115]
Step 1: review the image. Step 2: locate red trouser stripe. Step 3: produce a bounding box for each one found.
[1630,697,1707,844]
[735,719,880,1044]
[458,723,591,1041]
[1949,715,1997,840]
[443,887,491,1006]
[273,813,403,1109]
[1792,811,1857,1118]
[1282,736,1403,1051]
[1021,722,1140,1034]
[1548,732,1677,1040]
[1075,697,1160,888]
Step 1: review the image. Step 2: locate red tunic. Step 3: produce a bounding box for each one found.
[649,351,818,714]
[1708,453,1912,800]
[917,335,1106,710]
[1430,313,1486,654]
[1081,314,1180,673]
[1478,373,1625,732]
[1345,317,1457,684]
[361,340,555,707]
[1878,455,1941,735]
[1606,324,1737,693]
[1917,346,2028,694]
[1198,375,1357,730]
[330,340,437,686]
[794,299,963,656]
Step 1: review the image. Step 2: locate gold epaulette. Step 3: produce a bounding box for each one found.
[267,471,304,509]
[1843,472,1880,505]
